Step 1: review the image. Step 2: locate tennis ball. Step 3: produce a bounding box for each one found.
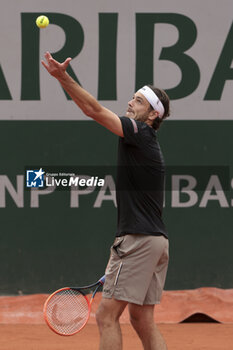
[36,15,49,28]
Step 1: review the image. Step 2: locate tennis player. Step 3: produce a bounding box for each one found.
[42,52,170,350]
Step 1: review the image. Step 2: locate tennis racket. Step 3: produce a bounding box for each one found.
[43,275,105,336]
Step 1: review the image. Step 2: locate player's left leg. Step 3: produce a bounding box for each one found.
[128,303,168,350]
[96,297,127,350]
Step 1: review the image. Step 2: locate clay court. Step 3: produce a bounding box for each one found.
[2,323,233,350]
[1,289,233,349]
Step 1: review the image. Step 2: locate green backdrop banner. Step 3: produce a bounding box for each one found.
[0,120,232,294]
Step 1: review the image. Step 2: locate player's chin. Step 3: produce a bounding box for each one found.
[126,111,135,118]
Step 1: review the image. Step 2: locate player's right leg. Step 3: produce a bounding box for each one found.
[96,297,127,350]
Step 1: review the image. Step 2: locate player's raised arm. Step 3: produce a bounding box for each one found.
[41,52,123,137]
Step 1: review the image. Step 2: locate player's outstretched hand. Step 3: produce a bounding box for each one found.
[41,52,71,79]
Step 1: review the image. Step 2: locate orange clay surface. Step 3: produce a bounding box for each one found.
[1,323,233,350]
[0,288,233,350]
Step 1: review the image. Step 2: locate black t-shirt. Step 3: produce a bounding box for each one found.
[116,116,168,238]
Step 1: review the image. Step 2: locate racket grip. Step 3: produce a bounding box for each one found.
[99,275,105,284]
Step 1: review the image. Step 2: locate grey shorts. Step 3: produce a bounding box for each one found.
[102,234,169,305]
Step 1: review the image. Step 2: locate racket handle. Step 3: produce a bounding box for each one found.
[99,275,105,284]
[91,275,106,300]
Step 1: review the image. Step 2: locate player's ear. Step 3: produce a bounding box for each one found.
[148,109,159,121]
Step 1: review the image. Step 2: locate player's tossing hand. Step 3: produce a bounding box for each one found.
[41,51,72,79]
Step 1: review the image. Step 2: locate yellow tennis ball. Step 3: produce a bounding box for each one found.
[36,15,49,28]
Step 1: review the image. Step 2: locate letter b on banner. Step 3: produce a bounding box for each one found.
[136,13,200,99]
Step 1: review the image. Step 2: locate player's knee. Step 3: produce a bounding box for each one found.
[96,303,114,330]
[129,313,143,331]
[96,305,106,328]
[96,298,126,330]
[130,315,155,340]
[129,307,154,334]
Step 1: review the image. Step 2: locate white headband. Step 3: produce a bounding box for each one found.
[138,85,165,118]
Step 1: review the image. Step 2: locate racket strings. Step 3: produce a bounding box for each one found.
[45,289,89,335]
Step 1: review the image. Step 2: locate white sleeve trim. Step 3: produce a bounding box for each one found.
[129,118,138,133]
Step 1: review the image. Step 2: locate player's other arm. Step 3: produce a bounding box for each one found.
[42,52,123,137]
